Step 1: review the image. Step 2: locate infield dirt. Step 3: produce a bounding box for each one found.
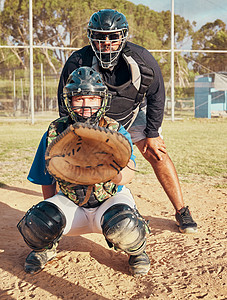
[0,173,226,299]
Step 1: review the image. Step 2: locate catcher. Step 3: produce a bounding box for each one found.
[17,67,150,277]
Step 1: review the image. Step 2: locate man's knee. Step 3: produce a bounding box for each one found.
[101,204,148,255]
[148,152,169,166]
[17,201,66,251]
[135,143,169,165]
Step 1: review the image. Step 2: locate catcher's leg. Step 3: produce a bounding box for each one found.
[128,251,150,277]
[24,241,59,274]
[101,203,150,276]
[17,201,66,274]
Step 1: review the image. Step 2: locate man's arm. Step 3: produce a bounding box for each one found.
[57,49,89,117]
[140,48,166,138]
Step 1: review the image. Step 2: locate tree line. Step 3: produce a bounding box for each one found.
[0,0,226,85]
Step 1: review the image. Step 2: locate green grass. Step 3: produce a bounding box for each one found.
[0,117,227,187]
[163,118,227,177]
[134,118,227,186]
[0,120,50,184]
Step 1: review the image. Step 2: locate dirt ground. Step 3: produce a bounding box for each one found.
[0,174,226,300]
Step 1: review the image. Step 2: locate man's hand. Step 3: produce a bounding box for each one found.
[140,136,167,161]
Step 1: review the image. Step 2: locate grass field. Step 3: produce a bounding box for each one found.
[0,117,226,187]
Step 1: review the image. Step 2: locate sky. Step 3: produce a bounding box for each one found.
[130,0,227,30]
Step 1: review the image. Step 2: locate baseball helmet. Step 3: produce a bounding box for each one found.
[62,67,111,124]
[87,9,129,69]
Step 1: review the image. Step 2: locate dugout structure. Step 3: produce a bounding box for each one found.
[194,72,227,118]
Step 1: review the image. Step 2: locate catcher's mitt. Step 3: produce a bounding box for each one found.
[45,122,132,185]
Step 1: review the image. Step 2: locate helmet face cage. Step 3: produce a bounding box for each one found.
[88,28,128,69]
[87,9,129,69]
[62,67,111,124]
[63,90,111,124]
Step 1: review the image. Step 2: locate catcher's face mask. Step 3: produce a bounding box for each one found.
[62,67,111,124]
[71,95,101,118]
[88,30,127,69]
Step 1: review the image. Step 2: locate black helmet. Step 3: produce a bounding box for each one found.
[62,67,111,124]
[87,9,129,69]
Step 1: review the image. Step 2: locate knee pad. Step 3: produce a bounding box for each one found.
[101,204,147,255]
[17,201,66,251]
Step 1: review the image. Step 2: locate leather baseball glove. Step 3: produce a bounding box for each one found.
[45,123,132,185]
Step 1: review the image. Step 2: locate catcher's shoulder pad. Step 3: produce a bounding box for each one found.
[45,122,132,185]
[47,116,71,146]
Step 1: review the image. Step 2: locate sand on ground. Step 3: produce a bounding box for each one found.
[0,174,226,299]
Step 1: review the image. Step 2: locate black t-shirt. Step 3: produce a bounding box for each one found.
[58,42,165,138]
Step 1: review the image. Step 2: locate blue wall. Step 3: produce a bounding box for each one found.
[194,74,227,118]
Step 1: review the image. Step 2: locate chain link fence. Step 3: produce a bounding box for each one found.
[0,50,226,120]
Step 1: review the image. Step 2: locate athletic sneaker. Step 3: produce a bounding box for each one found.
[24,243,58,274]
[128,251,151,277]
[175,206,197,234]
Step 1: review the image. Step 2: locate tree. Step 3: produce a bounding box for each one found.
[0,0,92,73]
[0,0,196,75]
[191,19,227,73]
[0,0,197,101]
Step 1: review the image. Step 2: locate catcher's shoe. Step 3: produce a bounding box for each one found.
[24,243,58,274]
[128,251,151,277]
[175,206,197,234]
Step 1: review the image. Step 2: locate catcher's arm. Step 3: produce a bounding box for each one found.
[42,182,57,200]
[110,159,135,185]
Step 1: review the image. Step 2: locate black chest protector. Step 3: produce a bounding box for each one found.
[82,46,155,130]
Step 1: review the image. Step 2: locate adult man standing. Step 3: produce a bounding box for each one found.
[57,9,197,234]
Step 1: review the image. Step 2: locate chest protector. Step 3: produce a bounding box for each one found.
[82,45,155,130]
[47,116,120,208]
